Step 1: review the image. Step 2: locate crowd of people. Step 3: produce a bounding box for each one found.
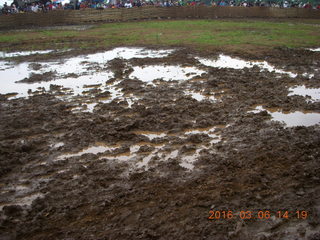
[1,0,72,14]
[1,0,320,15]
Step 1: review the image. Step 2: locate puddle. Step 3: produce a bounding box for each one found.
[250,106,320,127]
[108,152,133,161]
[271,111,320,127]
[0,47,175,98]
[180,150,201,170]
[14,185,29,191]
[137,154,155,169]
[132,131,167,140]
[184,90,216,102]
[129,65,205,82]
[130,127,221,170]
[0,193,44,210]
[308,48,320,52]
[51,142,64,148]
[184,127,221,144]
[0,63,114,98]
[99,143,165,168]
[79,103,98,113]
[97,47,174,60]
[56,143,119,160]
[136,144,166,169]
[124,94,140,108]
[0,50,54,58]
[197,54,297,78]
[302,73,315,79]
[163,150,179,161]
[288,85,320,102]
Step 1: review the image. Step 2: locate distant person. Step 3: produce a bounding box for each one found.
[124,1,132,8]
[303,2,312,8]
[219,0,227,6]
[31,3,39,12]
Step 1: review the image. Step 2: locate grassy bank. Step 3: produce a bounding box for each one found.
[0,19,319,53]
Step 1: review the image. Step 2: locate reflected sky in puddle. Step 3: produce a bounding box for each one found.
[308,48,320,52]
[184,127,221,144]
[51,142,64,148]
[132,131,167,140]
[197,54,297,78]
[71,103,96,113]
[136,145,165,169]
[0,50,54,58]
[108,152,132,161]
[184,90,216,102]
[132,127,222,170]
[100,142,165,169]
[99,47,174,60]
[163,149,179,161]
[288,85,320,102]
[0,193,44,210]
[180,149,202,170]
[0,63,113,98]
[53,126,223,171]
[250,106,320,127]
[0,47,174,98]
[130,65,205,82]
[56,143,119,160]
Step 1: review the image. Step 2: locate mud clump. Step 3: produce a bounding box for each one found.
[108,58,126,79]
[116,78,143,92]
[17,71,56,83]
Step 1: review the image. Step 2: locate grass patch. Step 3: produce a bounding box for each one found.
[0,19,319,52]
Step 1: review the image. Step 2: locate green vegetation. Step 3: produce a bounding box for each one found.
[0,19,319,53]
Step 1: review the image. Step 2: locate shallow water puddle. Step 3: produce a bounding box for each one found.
[271,111,320,127]
[0,193,44,210]
[250,106,320,127]
[136,154,155,169]
[136,145,166,169]
[51,142,64,148]
[184,90,216,102]
[38,48,173,76]
[108,152,133,161]
[71,102,100,113]
[302,73,315,79]
[197,54,297,78]
[163,150,179,161]
[184,127,221,144]
[56,143,119,160]
[0,47,174,98]
[132,127,222,170]
[83,102,98,112]
[0,65,114,98]
[180,149,202,170]
[130,65,205,82]
[132,130,167,140]
[0,50,54,58]
[288,85,320,102]
[100,143,165,169]
[308,48,320,52]
[98,47,174,60]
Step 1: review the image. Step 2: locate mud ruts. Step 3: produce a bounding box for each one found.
[0,46,320,240]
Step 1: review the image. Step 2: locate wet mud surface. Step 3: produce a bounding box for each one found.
[0,46,320,240]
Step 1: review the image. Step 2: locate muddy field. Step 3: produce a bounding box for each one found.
[0,46,320,240]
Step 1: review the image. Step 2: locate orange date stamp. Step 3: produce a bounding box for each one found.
[208,210,308,220]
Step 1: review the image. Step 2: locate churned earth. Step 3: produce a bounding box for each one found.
[0,46,320,240]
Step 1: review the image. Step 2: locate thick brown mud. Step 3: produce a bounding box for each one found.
[0,46,320,240]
